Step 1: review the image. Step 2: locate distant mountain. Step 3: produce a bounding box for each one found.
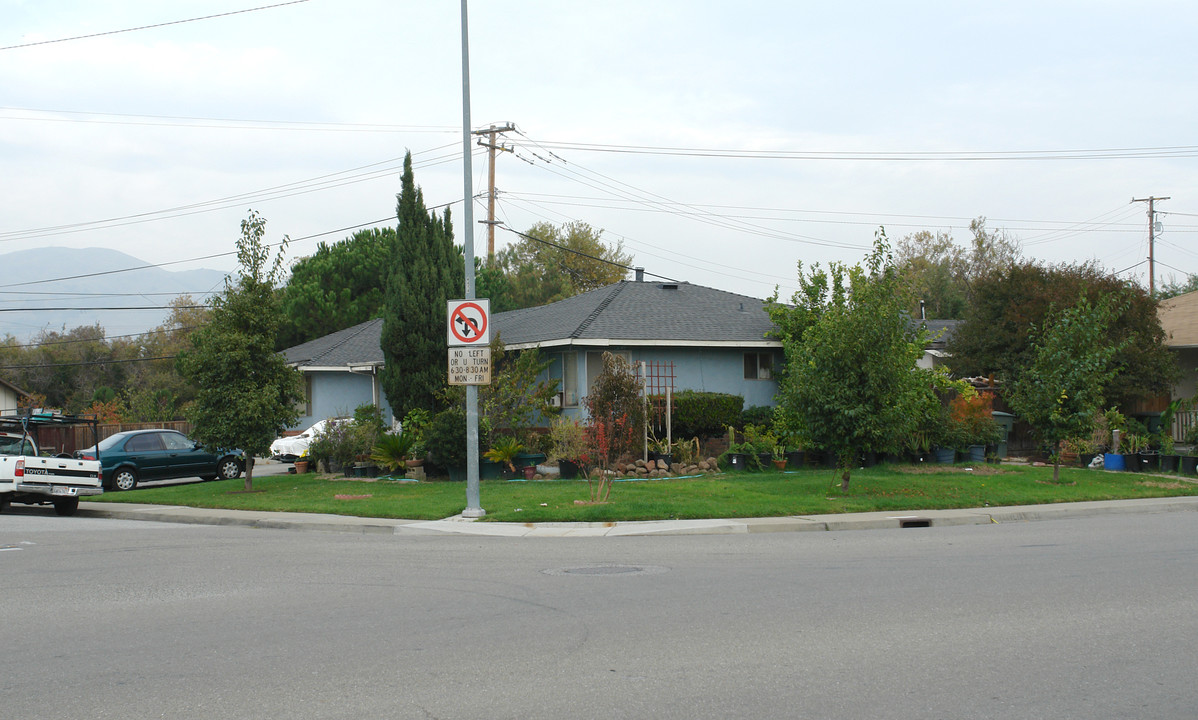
[0,247,230,341]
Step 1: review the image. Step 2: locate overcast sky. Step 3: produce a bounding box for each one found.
[3,1,1196,336]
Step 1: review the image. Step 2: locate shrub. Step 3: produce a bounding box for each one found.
[426,406,470,470]
[669,390,743,438]
[740,405,773,429]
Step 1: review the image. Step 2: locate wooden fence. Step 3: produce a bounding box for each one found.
[34,421,193,455]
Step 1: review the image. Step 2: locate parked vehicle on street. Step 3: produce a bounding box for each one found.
[75,429,243,491]
[0,411,103,515]
[270,417,347,462]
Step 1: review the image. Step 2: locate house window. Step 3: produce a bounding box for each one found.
[297,374,313,416]
[550,352,580,407]
[744,352,773,380]
[586,350,631,395]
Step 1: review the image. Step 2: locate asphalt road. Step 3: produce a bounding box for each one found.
[3,512,1196,719]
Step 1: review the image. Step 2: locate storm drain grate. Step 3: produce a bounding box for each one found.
[542,564,669,577]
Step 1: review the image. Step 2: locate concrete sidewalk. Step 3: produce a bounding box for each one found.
[77,496,1198,537]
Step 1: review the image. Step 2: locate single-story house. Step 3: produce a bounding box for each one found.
[277,276,784,431]
[281,318,394,431]
[1159,289,1198,400]
[916,319,959,370]
[0,376,29,415]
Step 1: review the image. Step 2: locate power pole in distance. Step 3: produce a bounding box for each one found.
[472,123,515,263]
[1132,195,1170,296]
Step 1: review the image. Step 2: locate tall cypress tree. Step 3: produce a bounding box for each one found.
[380,152,464,419]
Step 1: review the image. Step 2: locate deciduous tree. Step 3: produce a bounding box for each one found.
[177,211,303,491]
[1008,296,1124,482]
[772,231,931,490]
[947,260,1175,408]
[488,221,632,310]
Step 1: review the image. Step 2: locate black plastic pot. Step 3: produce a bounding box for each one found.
[785,450,805,469]
[1160,455,1180,473]
[558,459,579,479]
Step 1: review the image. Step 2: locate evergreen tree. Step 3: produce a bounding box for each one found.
[380,152,464,419]
[276,227,398,348]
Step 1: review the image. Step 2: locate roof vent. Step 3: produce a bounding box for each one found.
[659,283,678,290]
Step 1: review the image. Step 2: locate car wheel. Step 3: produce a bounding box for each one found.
[53,497,80,516]
[113,467,138,491]
[218,457,243,480]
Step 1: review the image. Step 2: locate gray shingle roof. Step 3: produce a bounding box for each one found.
[494,281,777,347]
[283,318,385,368]
[279,281,780,364]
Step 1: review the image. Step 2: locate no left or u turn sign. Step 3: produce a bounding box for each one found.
[447,299,490,346]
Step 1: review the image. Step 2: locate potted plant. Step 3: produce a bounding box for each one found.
[1120,433,1146,472]
[771,443,790,472]
[647,430,673,470]
[548,417,589,480]
[369,431,416,475]
[483,436,524,479]
[293,450,310,475]
[1158,431,1179,472]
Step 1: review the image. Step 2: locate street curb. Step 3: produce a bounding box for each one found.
[77,496,1198,537]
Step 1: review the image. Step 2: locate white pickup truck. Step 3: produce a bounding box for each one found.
[0,411,104,516]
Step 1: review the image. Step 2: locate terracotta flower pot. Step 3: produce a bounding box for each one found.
[294,460,309,474]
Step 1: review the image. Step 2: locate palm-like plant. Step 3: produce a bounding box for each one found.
[370,431,416,473]
[483,436,524,472]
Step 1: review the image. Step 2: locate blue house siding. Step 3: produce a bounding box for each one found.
[295,371,394,431]
[542,345,781,420]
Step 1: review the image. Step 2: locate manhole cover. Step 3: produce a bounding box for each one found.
[542,564,669,577]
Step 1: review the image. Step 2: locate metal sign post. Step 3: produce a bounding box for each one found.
[459,0,484,518]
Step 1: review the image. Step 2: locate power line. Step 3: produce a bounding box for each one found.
[0,356,177,370]
[0,106,458,134]
[1,1,311,51]
[3,326,203,350]
[497,225,680,284]
[519,138,1198,162]
[0,145,469,243]
[0,306,203,313]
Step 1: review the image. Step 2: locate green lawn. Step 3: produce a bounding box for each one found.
[88,462,1198,522]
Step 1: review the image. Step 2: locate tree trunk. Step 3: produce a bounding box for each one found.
[840,467,851,492]
[244,454,255,492]
[1052,456,1060,484]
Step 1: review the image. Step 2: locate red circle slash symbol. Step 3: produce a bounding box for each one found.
[450,302,487,343]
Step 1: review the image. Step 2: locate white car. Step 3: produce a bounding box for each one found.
[270,418,347,462]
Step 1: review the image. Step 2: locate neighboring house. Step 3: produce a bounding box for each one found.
[281,318,394,431]
[496,277,783,418]
[277,277,783,430]
[916,319,960,370]
[0,376,29,415]
[1158,290,1198,400]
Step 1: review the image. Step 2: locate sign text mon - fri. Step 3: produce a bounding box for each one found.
[447,299,491,385]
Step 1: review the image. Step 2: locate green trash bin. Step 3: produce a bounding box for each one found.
[992,411,1015,459]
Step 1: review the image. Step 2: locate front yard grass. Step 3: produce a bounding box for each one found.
[88,462,1198,523]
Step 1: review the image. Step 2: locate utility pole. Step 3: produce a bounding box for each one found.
[472,123,514,262]
[1132,195,1170,296]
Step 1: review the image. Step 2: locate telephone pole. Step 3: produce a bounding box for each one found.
[472,123,515,263]
[1132,195,1170,296]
